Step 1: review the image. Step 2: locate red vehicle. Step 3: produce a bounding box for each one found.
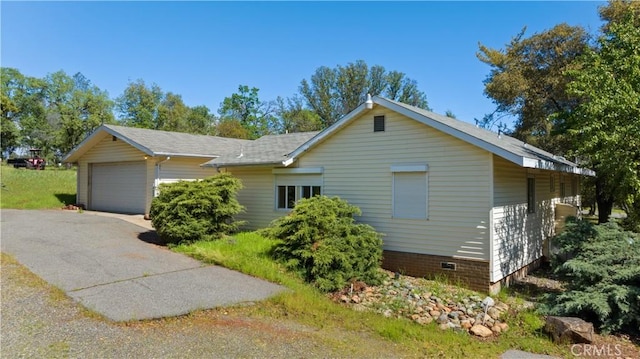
[7,149,46,170]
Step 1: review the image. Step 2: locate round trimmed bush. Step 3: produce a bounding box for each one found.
[150,173,244,244]
[262,195,384,292]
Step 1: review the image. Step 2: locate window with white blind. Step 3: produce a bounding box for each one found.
[391,165,428,219]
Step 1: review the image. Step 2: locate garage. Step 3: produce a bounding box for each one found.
[90,161,147,214]
[64,125,246,215]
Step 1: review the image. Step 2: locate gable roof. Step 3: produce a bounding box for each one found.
[202,131,320,167]
[285,96,594,176]
[63,124,251,163]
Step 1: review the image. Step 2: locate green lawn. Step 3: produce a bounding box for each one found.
[0,164,77,209]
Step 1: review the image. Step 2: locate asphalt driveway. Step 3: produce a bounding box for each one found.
[0,209,284,322]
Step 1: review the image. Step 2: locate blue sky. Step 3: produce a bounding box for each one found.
[2,1,605,128]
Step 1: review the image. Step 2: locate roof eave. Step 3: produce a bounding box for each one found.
[201,160,284,168]
[522,157,595,176]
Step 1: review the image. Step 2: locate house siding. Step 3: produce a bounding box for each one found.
[295,108,493,261]
[224,167,281,229]
[491,155,581,282]
[156,158,218,185]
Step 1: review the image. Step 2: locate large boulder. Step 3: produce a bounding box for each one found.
[544,316,594,344]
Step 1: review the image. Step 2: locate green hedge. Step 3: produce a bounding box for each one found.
[150,173,244,244]
[261,195,383,292]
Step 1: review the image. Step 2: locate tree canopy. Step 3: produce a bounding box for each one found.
[477,24,590,154]
[1,68,114,161]
[299,60,430,127]
[217,85,277,139]
[477,0,640,227]
[561,1,640,227]
[116,80,215,135]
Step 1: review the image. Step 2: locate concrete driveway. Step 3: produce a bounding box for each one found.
[0,209,284,322]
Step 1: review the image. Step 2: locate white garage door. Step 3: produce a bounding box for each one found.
[91,161,147,214]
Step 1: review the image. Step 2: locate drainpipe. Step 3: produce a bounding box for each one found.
[154,156,171,197]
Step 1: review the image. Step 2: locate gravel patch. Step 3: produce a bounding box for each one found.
[0,255,413,358]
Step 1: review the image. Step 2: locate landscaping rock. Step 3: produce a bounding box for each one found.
[470,324,493,337]
[437,313,449,324]
[329,270,514,337]
[488,307,502,320]
[544,316,593,344]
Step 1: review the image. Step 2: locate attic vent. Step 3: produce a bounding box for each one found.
[112,135,117,142]
[374,115,385,132]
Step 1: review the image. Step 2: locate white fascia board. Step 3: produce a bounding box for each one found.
[522,157,595,176]
[153,152,218,159]
[272,167,324,175]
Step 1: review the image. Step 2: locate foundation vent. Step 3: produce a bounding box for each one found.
[441,262,457,270]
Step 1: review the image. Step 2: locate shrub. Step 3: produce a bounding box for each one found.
[150,173,245,244]
[544,218,640,334]
[261,195,384,292]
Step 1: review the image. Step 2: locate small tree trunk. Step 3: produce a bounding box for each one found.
[595,174,614,224]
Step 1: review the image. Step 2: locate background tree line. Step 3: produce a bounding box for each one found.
[1,61,429,162]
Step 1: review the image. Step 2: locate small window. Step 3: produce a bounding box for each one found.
[571,177,578,196]
[527,178,536,214]
[560,182,566,198]
[550,174,555,193]
[374,115,385,132]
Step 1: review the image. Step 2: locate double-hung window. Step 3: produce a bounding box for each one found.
[391,164,428,219]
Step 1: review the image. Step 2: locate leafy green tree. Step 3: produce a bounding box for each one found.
[215,118,250,139]
[51,72,114,157]
[599,0,640,29]
[16,76,52,158]
[116,79,164,129]
[299,60,429,127]
[218,85,276,139]
[562,3,640,226]
[274,95,322,133]
[1,68,26,156]
[157,92,190,132]
[185,105,215,135]
[477,24,590,154]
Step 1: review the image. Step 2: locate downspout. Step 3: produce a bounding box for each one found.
[154,156,171,197]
